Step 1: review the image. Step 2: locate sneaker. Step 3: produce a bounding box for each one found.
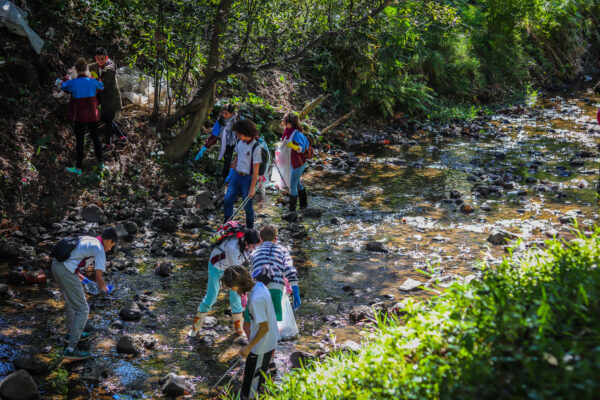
[63,348,90,360]
[64,332,90,342]
[65,166,82,175]
[102,144,114,154]
[114,135,128,145]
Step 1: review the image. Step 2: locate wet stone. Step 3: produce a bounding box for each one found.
[399,278,424,291]
[559,215,577,224]
[330,217,344,225]
[119,301,142,321]
[0,369,38,400]
[487,229,519,245]
[569,158,585,167]
[481,203,492,211]
[203,316,217,328]
[282,212,298,222]
[340,340,361,353]
[302,208,322,218]
[349,305,372,323]
[123,220,138,235]
[160,372,188,397]
[81,204,106,223]
[117,335,142,355]
[154,262,173,278]
[13,356,49,375]
[365,241,388,253]
[290,351,315,369]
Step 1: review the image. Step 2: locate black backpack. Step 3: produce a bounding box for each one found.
[50,237,79,261]
[251,141,270,176]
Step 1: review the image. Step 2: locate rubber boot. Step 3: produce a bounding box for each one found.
[232,313,245,336]
[298,188,308,209]
[289,195,298,212]
[187,312,207,337]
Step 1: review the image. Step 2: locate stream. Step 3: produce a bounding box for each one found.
[1,80,600,399]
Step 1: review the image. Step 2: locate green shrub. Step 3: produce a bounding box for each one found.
[264,231,600,399]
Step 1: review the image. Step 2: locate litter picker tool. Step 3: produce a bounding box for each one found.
[211,357,242,390]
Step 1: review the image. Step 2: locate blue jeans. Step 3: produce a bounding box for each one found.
[224,172,254,228]
[197,262,243,314]
[289,164,307,196]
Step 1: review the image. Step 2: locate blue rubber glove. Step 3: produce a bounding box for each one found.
[106,284,114,294]
[292,285,301,311]
[225,168,235,183]
[194,146,207,161]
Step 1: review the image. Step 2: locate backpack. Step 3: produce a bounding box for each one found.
[210,221,246,247]
[50,237,79,262]
[251,141,270,176]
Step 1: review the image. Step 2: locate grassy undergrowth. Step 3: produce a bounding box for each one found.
[264,231,600,399]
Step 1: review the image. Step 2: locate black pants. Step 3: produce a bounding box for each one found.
[240,348,274,400]
[100,111,121,145]
[75,122,102,169]
[222,145,235,183]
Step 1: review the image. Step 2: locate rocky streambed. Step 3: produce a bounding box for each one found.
[1,81,600,399]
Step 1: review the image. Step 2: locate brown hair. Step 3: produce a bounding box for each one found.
[260,225,278,242]
[75,58,88,73]
[232,119,258,140]
[221,265,254,295]
[283,113,302,132]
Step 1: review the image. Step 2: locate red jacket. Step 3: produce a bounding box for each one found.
[62,75,103,123]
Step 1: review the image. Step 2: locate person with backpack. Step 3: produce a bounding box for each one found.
[61,58,104,175]
[248,225,300,325]
[195,104,242,183]
[281,113,311,211]
[51,228,117,360]
[89,47,125,154]
[220,265,278,400]
[223,119,263,229]
[188,228,261,337]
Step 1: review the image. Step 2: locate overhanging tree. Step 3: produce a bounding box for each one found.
[162,0,394,161]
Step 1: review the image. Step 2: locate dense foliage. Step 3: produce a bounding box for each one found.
[264,231,600,399]
[306,0,600,118]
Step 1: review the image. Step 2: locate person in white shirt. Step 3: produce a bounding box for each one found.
[221,265,278,400]
[51,228,117,360]
[223,119,262,229]
[187,229,261,337]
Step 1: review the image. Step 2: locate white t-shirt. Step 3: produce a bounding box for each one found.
[62,236,106,273]
[235,139,262,175]
[247,282,279,354]
[209,237,248,272]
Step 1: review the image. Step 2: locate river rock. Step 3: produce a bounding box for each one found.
[576,150,595,158]
[81,204,105,223]
[0,242,20,260]
[160,373,187,397]
[302,208,322,218]
[525,176,538,184]
[340,340,361,353]
[124,221,138,235]
[365,241,388,253]
[399,278,423,291]
[487,229,518,245]
[155,216,177,233]
[569,158,585,167]
[119,301,142,321]
[481,203,492,211]
[13,356,49,375]
[330,217,344,225]
[282,212,298,222]
[154,262,173,278]
[559,215,577,224]
[114,223,128,239]
[290,351,315,369]
[0,283,9,296]
[116,335,142,355]
[203,316,217,329]
[349,305,372,322]
[449,190,462,199]
[0,369,38,400]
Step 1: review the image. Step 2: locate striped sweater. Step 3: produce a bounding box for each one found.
[250,241,298,290]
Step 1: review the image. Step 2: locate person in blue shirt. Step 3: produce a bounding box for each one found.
[281,113,311,211]
[195,104,241,183]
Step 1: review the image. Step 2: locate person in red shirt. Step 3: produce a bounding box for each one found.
[281,113,311,211]
[61,58,104,175]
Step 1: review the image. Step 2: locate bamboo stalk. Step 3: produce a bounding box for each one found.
[321,110,356,135]
[298,94,330,120]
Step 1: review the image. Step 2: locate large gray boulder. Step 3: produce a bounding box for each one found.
[487,229,519,245]
[0,369,38,400]
[81,204,106,223]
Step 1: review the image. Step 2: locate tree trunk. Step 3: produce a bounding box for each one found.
[163,0,232,162]
[164,80,216,161]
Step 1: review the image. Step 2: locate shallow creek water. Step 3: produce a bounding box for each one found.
[2,82,600,398]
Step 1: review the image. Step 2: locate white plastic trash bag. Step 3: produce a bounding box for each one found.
[116,66,168,108]
[271,141,291,191]
[0,1,44,54]
[277,294,298,340]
